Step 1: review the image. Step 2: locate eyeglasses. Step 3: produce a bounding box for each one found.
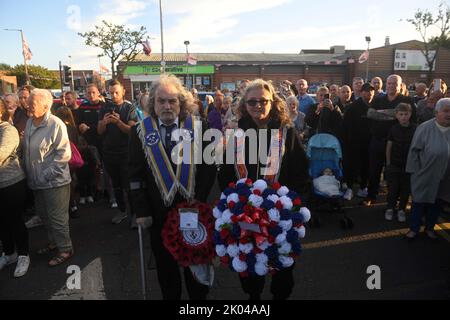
[157,98,179,105]
[246,99,272,107]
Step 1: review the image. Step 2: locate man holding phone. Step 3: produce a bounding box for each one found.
[98,80,138,225]
[305,86,343,137]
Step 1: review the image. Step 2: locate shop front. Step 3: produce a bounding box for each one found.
[123,65,215,99]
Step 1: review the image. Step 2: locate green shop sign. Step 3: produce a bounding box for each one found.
[125,65,215,75]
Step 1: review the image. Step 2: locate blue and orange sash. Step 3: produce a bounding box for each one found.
[137,116,197,206]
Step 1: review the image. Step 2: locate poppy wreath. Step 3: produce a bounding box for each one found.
[213,178,311,277]
[162,201,216,267]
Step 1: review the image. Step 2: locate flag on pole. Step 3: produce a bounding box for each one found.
[358,50,369,64]
[142,39,152,56]
[187,54,198,65]
[22,34,33,61]
[100,64,110,74]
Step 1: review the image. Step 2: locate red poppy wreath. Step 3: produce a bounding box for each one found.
[162,202,216,267]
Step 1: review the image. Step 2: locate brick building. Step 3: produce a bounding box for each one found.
[118,40,450,101]
[353,40,450,88]
[0,72,17,95]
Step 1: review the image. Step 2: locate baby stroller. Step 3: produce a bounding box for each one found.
[306,133,354,229]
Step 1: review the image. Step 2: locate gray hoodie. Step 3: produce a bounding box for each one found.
[23,111,71,190]
[0,122,26,189]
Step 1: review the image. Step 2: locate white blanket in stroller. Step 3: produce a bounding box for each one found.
[313,175,341,197]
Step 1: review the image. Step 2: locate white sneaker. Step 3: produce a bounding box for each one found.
[87,196,94,203]
[25,216,43,229]
[385,209,394,221]
[112,211,127,224]
[357,188,368,198]
[14,255,30,278]
[0,252,18,271]
[79,197,86,205]
[111,201,118,209]
[398,210,406,222]
[343,189,353,201]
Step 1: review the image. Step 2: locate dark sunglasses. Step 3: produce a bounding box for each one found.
[246,99,272,107]
[157,98,178,105]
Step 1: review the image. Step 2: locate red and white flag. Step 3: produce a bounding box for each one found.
[100,64,109,74]
[142,39,152,56]
[22,34,33,61]
[187,54,197,65]
[358,50,369,64]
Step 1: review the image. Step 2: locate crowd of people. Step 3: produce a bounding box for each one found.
[0,73,449,301]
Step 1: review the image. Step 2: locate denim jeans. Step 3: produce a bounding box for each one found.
[34,184,72,252]
[409,201,441,233]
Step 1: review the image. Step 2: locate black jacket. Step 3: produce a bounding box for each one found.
[305,103,343,138]
[128,116,216,226]
[218,116,311,201]
[342,98,372,145]
[370,94,416,141]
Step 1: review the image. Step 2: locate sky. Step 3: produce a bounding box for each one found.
[0,0,446,71]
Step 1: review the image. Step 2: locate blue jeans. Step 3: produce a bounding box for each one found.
[409,201,441,233]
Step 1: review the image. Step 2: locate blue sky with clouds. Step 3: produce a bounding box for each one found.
[0,0,445,71]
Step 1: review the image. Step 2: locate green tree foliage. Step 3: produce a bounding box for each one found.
[8,65,60,88]
[78,20,147,79]
[0,63,12,71]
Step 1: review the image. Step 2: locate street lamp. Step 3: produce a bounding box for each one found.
[365,36,371,82]
[4,28,30,85]
[184,40,190,89]
[159,0,166,74]
[68,55,75,91]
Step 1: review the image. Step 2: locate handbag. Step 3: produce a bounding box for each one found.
[69,141,84,170]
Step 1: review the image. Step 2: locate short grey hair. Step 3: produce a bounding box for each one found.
[435,98,450,112]
[30,89,53,110]
[286,95,299,106]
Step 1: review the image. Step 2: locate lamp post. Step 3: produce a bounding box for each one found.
[365,36,371,82]
[68,55,75,91]
[4,28,30,85]
[184,40,190,89]
[159,0,166,74]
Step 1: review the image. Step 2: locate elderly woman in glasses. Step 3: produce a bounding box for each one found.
[23,89,74,266]
[218,79,310,300]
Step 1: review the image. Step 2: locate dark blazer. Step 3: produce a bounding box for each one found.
[128,116,216,226]
[218,116,310,201]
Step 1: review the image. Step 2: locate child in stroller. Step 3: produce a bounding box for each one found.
[307,133,354,229]
[313,168,341,197]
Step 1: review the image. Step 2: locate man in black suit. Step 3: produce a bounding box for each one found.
[128,75,216,300]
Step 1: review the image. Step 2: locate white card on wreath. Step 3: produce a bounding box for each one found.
[238,222,261,233]
[179,209,199,230]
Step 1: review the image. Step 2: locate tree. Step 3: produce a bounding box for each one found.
[78,20,147,79]
[0,63,12,71]
[406,2,450,81]
[8,65,60,89]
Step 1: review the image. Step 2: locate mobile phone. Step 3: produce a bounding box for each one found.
[434,79,442,92]
[324,93,330,99]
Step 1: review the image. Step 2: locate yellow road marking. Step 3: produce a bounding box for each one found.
[303,223,450,250]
